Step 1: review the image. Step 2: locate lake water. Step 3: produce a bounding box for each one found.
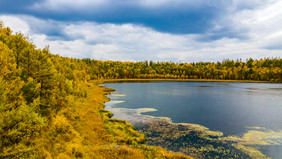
[103,81,282,158]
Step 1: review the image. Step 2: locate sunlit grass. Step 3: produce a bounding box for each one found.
[43,82,193,158]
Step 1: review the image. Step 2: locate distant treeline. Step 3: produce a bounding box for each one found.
[82,58,282,82]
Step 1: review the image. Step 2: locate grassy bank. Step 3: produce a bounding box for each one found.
[69,82,192,158]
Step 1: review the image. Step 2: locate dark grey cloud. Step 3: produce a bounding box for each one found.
[0,0,269,43]
[0,0,264,37]
[31,2,219,34]
[0,0,44,13]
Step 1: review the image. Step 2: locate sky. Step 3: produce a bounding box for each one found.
[0,0,281,62]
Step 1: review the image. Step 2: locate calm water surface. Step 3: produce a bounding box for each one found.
[104,82,282,136]
[103,81,282,158]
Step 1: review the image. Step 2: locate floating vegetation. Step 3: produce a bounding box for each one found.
[105,106,157,123]
[246,126,267,130]
[246,87,282,91]
[246,88,262,90]
[197,86,217,88]
[105,101,282,158]
[268,88,282,90]
[234,144,271,159]
[111,94,127,97]
[222,129,282,146]
[110,100,126,103]
[137,118,251,159]
[106,100,126,107]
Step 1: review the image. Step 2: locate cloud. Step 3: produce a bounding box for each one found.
[0,0,44,13]
[228,0,282,50]
[229,0,265,10]
[31,0,208,10]
[0,15,30,34]
[1,0,277,37]
[26,0,225,35]
[264,30,282,50]
[0,0,281,63]
[31,0,105,12]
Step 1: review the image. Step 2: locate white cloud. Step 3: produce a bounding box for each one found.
[229,0,282,49]
[1,1,281,63]
[230,0,265,10]
[0,15,30,35]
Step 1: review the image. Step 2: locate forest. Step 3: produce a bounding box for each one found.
[0,21,281,158]
[83,58,281,82]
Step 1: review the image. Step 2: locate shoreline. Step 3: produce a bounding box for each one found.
[96,78,275,84]
[105,101,224,137]
[96,83,193,158]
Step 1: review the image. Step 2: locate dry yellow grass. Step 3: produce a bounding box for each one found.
[47,82,193,158]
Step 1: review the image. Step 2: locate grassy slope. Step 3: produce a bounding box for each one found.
[56,82,193,159]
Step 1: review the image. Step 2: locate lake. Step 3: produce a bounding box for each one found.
[103,81,282,158]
